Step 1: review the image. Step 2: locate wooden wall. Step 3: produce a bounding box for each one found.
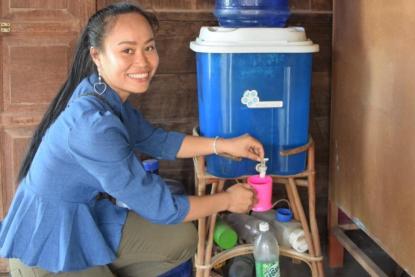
[331,1,415,274]
[99,0,333,236]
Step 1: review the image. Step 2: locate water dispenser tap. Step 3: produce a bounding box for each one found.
[255,158,269,178]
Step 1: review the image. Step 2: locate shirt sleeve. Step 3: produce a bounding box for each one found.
[67,109,189,224]
[124,102,186,160]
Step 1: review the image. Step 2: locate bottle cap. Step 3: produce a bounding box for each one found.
[142,159,159,172]
[259,221,269,232]
[275,208,293,222]
[289,229,308,253]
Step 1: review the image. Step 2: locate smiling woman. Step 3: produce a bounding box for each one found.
[0,2,264,277]
[90,12,159,101]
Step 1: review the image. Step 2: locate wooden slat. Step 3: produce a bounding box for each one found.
[332,227,388,277]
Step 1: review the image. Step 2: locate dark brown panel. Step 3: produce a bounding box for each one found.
[195,0,215,10]
[10,43,68,104]
[1,0,91,22]
[151,0,194,10]
[155,19,215,74]
[311,0,332,11]
[155,11,216,21]
[331,0,415,275]
[310,71,330,167]
[290,0,310,10]
[2,35,75,113]
[97,0,152,10]
[287,13,332,73]
[0,112,44,128]
[10,0,68,10]
[159,159,195,193]
[2,127,33,217]
[311,72,331,117]
[129,73,198,124]
[11,0,68,9]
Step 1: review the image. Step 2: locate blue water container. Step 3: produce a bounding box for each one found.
[214,0,290,27]
[190,27,319,178]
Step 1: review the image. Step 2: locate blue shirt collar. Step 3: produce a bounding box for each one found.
[71,73,124,116]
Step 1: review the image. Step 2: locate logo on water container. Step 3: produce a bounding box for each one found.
[241,90,283,109]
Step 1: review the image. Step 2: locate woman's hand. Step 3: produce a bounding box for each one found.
[216,134,264,162]
[225,183,257,213]
[184,183,256,221]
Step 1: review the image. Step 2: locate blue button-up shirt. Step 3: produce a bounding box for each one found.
[0,74,189,272]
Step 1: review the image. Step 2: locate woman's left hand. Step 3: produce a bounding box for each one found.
[216,134,264,162]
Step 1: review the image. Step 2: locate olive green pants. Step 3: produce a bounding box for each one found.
[9,211,197,277]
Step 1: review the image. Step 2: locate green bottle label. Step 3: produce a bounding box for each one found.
[255,261,280,277]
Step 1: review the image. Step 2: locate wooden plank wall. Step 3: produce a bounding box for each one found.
[331,1,415,274]
[99,1,333,237]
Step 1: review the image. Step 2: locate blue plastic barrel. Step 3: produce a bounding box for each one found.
[214,0,290,27]
[190,27,319,178]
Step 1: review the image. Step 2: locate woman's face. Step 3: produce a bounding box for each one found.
[91,13,159,102]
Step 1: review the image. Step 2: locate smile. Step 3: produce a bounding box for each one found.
[127,73,149,80]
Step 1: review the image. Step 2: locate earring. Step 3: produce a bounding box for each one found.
[94,74,107,95]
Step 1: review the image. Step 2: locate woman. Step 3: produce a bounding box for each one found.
[0,2,264,276]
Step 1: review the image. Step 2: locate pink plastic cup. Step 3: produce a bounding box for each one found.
[248,175,273,212]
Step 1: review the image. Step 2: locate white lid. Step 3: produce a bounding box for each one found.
[259,221,269,232]
[289,229,308,253]
[190,26,319,53]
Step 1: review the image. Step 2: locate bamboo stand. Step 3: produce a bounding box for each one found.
[193,136,324,277]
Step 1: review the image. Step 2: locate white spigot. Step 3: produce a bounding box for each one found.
[255,158,269,178]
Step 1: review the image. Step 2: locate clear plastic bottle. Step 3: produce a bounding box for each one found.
[222,213,267,243]
[254,222,280,277]
[252,208,308,253]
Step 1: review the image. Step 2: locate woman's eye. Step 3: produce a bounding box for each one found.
[123,48,134,54]
[146,45,156,52]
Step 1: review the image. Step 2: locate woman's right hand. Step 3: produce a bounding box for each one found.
[225,183,257,213]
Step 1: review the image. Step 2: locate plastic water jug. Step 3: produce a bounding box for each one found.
[214,0,290,27]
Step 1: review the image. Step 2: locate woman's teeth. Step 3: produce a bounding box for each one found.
[127,73,148,79]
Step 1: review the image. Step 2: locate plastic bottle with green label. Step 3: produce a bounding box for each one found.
[254,221,280,277]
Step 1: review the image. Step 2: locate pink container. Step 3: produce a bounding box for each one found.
[248,175,273,212]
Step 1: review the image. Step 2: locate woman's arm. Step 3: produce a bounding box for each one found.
[176,134,265,162]
[182,183,256,222]
[177,134,264,221]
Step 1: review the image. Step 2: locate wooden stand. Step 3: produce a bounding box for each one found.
[193,137,324,277]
